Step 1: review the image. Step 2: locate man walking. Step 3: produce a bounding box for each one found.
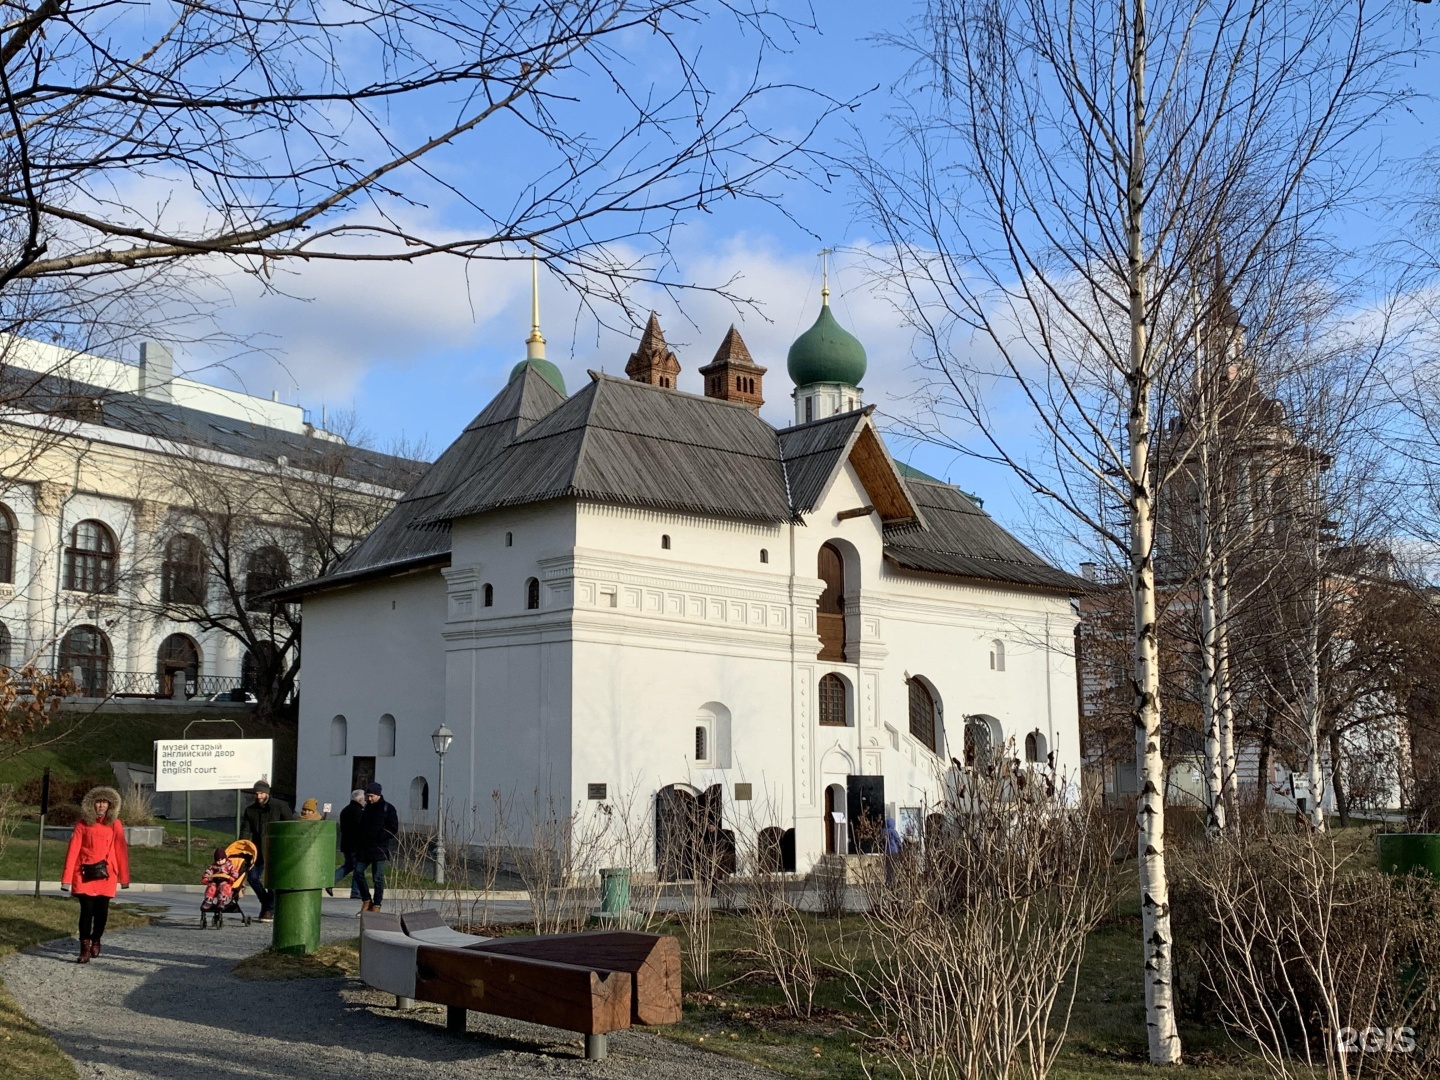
[240,780,293,922]
[327,789,365,898]
[354,782,398,913]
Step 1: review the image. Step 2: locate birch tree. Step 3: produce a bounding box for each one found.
[858,0,1408,1063]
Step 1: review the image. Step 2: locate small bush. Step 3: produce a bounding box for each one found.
[45,804,81,827]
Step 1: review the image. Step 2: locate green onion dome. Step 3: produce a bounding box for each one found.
[786,303,867,388]
[509,357,566,396]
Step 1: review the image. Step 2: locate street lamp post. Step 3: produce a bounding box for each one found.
[431,724,453,885]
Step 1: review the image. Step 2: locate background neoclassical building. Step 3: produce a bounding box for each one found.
[288,291,1087,871]
[0,335,411,712]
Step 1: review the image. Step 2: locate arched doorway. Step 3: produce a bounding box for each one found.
[157,633,200,697]
[823,782,848,855]
[655,783,726,882]
[817,543,846,661]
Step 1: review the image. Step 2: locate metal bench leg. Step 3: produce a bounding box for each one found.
[446,1005,466,1034]
[585,1034,608,1061]
[395,995,415,1011]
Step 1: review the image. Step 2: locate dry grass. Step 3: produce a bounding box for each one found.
[232,938,360,981]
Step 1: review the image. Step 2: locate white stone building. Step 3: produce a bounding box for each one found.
[286,292,1086,871]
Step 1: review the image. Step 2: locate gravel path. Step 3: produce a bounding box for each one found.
[2,894,780,1080]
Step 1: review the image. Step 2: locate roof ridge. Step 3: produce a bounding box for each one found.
[585,369,772,414]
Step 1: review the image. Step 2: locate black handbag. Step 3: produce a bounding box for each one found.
[80,859,109,882]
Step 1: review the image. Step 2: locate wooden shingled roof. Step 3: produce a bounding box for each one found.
[288,364,1081,596]
[424,373,793,525]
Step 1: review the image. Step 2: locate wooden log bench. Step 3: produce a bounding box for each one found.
[359,909,682,1060]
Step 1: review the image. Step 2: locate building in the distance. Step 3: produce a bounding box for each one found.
[0,335,412,709]
[284,281,1087,871]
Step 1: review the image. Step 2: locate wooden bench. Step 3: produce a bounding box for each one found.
[359,909,682,1060]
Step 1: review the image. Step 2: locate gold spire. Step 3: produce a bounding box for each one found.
[820,247,831,306]
[526,250,546,360]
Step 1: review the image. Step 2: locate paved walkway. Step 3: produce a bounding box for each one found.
[2,891,779,1080]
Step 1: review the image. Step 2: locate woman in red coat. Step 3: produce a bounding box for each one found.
[61,785,131,963]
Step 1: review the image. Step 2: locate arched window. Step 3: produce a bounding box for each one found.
[990,639,1006,671]
[410,776,430,815]
[65,519,117,593]
[0,504,14,584]
[1025,730,1049,764]
[161,533,206,605]
[244,546,289,610]
[525,577,540,610]
[0,620,11,668]
[482,583,493,607]
[60,625,110,696]
[817,542,847,662]
[964,716,996,770]
[661,534,671,550]
[505,531,513,547]
[157,633,200,696]
[379,714,396,757]
[242,641,281,699]
[818,673,848,726]
[694,702,732,768]
[908,678,938,753]
[330,715,348,756]
[694,724,709,763]
[760,548,769,564]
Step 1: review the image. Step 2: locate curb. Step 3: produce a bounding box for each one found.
[0,880,531,901]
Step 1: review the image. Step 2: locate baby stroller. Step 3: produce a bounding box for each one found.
[200,839,257,928]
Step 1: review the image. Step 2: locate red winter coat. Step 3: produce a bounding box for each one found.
[62,786,131,897]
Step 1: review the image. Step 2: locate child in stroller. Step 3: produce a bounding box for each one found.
[200,840,257,927]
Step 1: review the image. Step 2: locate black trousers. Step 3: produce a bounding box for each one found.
[77,895,111,941]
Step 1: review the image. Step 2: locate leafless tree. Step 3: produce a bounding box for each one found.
[0,2,841,317]
[855,0,1410,1061]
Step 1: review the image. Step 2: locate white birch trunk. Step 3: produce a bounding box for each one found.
[1129,0,1181,1061]
[1303,522,1326,831]
[1216,556,1239,818]
[1199,561,1226,834]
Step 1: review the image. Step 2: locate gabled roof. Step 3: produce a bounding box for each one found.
[883,479,1089,592]
[287,363,1082,598]
[424,373,793,525]
[309,365,566,584]
[777,407,920,525]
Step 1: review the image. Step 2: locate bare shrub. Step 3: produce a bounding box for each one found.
[743,861,818,1018]
[120,782,157,827]
[656,786,733,989]
[1180,826,1440,1079]
[506,787,609,936]
[0,785,17,863]
[845,761,1114,1080]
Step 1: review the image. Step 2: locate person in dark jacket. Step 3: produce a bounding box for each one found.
[327,789,365,898]
[240,780,293,921]
[354,782,399,913]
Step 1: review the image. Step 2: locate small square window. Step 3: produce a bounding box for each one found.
[587,783,608,801]
[733,782,753,802]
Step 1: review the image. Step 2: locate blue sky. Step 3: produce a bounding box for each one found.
[160,1,1440,564]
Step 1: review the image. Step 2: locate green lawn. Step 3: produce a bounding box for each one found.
[0,818,238,884]
[0,895,152,1080]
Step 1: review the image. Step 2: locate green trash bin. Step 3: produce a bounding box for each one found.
[264,819,336,955]
[1376,833,1440,879]
[599,867,631,922]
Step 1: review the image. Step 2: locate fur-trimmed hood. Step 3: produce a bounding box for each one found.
[80,786,122,825]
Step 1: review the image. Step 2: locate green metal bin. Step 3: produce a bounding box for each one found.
[264,819,336,955]
[1376,833,1440,879]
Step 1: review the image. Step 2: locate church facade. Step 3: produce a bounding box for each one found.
[287,286,1085,872]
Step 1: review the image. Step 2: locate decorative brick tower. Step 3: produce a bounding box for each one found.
[625,312,681,389]
[700,325,766,412]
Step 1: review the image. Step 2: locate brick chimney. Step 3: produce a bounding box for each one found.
[625,312,681,389]
[699,325,765,412]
